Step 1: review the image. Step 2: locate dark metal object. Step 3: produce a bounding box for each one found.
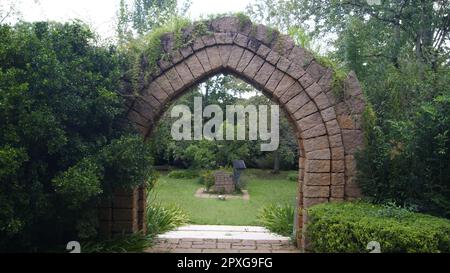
[232,160,246,187]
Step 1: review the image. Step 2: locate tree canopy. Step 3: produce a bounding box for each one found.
[0,21,155,251]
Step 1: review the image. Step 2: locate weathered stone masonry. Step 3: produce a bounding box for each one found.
[118,16,365,248]
[214,171,235,194]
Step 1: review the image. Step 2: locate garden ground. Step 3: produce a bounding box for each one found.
[152,169,298,226]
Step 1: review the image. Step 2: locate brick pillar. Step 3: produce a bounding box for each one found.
[98,196,113,239]
[98,185,148,238]
[137,185,147,234]
[112,188,139,236]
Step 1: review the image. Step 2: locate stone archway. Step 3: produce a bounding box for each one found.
[116,16,365,248]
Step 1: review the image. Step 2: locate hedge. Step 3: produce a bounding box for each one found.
[306,202,450,253]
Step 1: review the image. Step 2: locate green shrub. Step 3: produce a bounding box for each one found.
[287,172,299,182]
[146,203,190,236]
[258,203,294,237]
[167,169,200,179]
[0,22,156,252]
[357,96,450,218]
[198,170,215,192]
[81,233,151,253]
[99,135,157,191]
[306,202,450,253]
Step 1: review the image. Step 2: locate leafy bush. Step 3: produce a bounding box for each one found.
[167,169,200,179]
[146,203,190,236]
[99,135,157,191]
[306,202,450,253]
[287,172,299,182]
[357,95,450,218]
[52,158,103,211]
[0,22,155,252]
[197,171,215,192]
[258,203,294,237]
[81,233,151,253]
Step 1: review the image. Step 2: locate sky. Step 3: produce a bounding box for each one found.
[15,0,253,39]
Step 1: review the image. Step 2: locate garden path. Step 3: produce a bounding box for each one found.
[145,225,301,253]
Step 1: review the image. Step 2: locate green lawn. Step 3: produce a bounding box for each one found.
[151,169,298,226]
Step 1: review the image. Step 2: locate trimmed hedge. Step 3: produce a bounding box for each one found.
[306,202,450,253]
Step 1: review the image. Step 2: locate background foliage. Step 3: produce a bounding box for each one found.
[148,74,299,172]
[247,0,450,218]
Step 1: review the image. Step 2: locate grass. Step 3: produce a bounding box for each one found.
[152,169,298,226]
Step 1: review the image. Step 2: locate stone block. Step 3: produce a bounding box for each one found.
[303,197,328,208]
[227,46,245,69]
[299,72,315,89]
[302,124,327,139]
[286,92,310,114]
[331,186,345,198]
[196,50,212,72]
[306,149,331,160]
[331,173,345,186]
[289,46,314,68]
[306,61,327,82]
[206,46,222,70]
[294,101,318,121]
[254,62,275,86]
[297,112,322,131]
[243,55,265,79]
[175,62,194,86]
[342,129,364,154]
[329,134,343,148]
[331,160,345,173]
[274,75,296,99]
[211,17,239,33]
[305,173,331,186]
[325,119,341,136]
[321,107,337,122]
[185,54,205,78]
[304,186,330,198]
[265,69,284,92]
[304,135,329,152]
[305,160,331,173]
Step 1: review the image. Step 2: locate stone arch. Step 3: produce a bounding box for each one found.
[121,16,365,247]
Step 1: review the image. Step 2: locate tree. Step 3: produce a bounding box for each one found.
[117,0,191,43]
[0,0,22,24]
[0,22,155,252]
[247,0,450,218]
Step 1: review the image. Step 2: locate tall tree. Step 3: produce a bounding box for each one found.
[117,0,191,43]
[0,0,22,24]
[247,0,450,72]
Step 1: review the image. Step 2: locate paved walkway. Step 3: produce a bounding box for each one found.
[145,225,301,253]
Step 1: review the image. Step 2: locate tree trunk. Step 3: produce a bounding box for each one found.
[392,22,401,69]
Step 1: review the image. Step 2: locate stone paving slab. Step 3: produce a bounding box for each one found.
[145,225,301,253]
[195,188,250,200]
[176,225,267,232]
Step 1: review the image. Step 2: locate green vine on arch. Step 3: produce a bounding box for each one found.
[126,17,211,94]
